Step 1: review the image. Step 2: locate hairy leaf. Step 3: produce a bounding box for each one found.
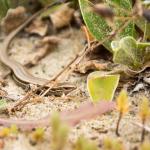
[106,0,135,38]
[136,18,150,40]
[79,0,111,51]
[78,0,135,51]
[112,36,150,70]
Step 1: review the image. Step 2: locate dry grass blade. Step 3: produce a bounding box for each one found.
[132,122,150,133]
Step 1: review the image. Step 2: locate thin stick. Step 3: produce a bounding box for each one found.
[143,20,147,41]
[132,122,150,133]
[9,91,34,112]
[141,119,146,143]
[115,112,122,136]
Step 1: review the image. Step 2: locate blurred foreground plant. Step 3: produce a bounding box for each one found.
[74,136,98,150]
[140,141,150,150]
[138,97,150,142]
[30,128,45,145]
[116,90,129,136]
[0,124,18,138]
[51,112,69,150]
[103,137,125,150]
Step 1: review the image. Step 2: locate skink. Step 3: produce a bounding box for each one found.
[0,1,70,88]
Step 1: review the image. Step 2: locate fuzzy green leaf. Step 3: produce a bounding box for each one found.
[79,0,111,51]
[78,0,135,52]
[87,72,120,103]
[136,18,150,40]
[112,36,150,70]
[106,0,135,38]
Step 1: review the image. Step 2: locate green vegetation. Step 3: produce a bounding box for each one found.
[0,0,149,149]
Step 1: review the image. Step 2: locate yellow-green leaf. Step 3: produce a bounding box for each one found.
[87,71,120,103]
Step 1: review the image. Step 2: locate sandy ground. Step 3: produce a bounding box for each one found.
[0,27,150,150]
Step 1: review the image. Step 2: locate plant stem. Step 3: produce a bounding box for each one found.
[137,42,150,48]
[116,112,122,137]
[141,119,146,143]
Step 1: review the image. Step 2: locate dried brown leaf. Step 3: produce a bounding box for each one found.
[75,60,109,74]
[25,17,49,36]
[24,36,60,67]
[1,6,27,34]
[50,4,74,29]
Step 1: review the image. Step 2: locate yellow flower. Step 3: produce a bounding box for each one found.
[10,125,18,135]
[139,97,150,121]
[116,90,129,115]
[0,128,10,138]
[31,128,44,141]
[140,141,150,150]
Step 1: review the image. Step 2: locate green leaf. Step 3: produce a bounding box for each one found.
[40,3,66,18]
[78,0,111,51]
[39,0,56,6]
[135,18,150,40]
[0,0,10,20]
[78,0,135,52]
[106,0,135,38]
[112,36,150,70]
[137,42,150,63]
[87,72,120,103]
